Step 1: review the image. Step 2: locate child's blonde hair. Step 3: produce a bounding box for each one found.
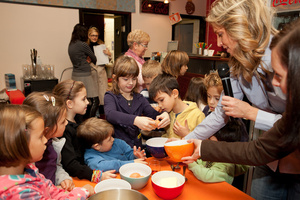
[77,118,114,148]
[53,79,86,101]
[0,105,42,167]
[161,50,189,78]
[111,55,139,95]
[185,77,207,107]
[204,72,223,92]
[23,91,66,139]
[142,60,162,79]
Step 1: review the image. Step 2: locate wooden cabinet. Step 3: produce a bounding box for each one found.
[188,55,229,75]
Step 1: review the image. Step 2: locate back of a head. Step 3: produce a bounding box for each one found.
[185,77,207,106]
[70,23,88,43]
[53,79,86,102]
[77,118,114,148]
[23,91,66,138]
[214,119,243,142]
[149,73,180,100]
[142,59,162,78]
[161,50,189,78]
[0,105,42,167]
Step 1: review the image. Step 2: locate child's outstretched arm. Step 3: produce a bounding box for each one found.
[133,146,146,159]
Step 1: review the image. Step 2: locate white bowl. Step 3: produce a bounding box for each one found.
[119,163,152,190]
[94,178,131,193]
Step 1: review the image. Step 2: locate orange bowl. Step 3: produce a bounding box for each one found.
[164,140,194,162]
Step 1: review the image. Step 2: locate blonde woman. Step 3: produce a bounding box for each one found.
[125,29,150,92]
[87,27,111,116]
[183,0,288,199]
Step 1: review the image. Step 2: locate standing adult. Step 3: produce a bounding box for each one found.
[68,24,99,119]
[87,27,112,116]
[183,18,300,200]
[125,29,150,92]
[183,0,288,199]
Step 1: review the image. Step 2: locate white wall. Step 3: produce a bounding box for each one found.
[0,3,78,90]
[0,1,206,90]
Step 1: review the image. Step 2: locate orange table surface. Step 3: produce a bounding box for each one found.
[73,157,254,200]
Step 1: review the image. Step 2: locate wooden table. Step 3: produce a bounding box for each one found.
[73,157,254,200]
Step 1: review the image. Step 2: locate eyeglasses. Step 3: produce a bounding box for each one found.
[90,35,99,38]
[139,43,148,48]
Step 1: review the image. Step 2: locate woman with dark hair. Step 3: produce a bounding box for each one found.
[68,24,99,119]
[183,19,300,200]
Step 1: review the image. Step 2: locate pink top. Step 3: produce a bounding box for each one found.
[0,163,89,199]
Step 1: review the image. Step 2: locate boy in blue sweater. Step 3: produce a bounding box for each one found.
[77,118,147,172]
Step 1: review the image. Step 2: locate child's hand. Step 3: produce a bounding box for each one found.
[133,146,146,159]
[134,116,157,131]
[134,158,148,164]
[173,120,190,138]
[82,184,95,197]
[156,112,170,128]
[60,179,75,191]
[102,170,117,180]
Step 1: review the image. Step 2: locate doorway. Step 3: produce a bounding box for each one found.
[172,15,206,54]
[79,9,131,61]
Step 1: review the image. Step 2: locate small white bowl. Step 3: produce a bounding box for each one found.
[94,178,131,193]
[119,163,152,190]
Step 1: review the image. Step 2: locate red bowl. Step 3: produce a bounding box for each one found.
[151,171,185,200]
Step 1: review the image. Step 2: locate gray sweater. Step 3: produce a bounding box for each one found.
[68,40,97,74]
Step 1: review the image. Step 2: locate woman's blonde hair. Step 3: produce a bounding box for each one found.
[87,26,104,45]
[0,105,43,167]
[127,29,150,48]
[206,0,277,83]
[161,50,189,78]
[111,55,139,95]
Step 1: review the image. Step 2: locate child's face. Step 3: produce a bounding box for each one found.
[98,132,114,152]
[118,76,137,94]
[29,117,48,163]
[180,65,188,76]
[69,88,89,115]
[143,76,156,90]
[153,91,176,113]
[207,86,222,112]
[271,47,287,94]
[48,109,68,139]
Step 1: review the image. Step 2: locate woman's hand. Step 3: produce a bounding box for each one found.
[103,48,112,57]
[60,179,75,191]
[101,170,117,180]
[156,112,170,129]
[181,139,202,164]
[86,56,91,64]
[134,116,158,131]
[173,120,190,138]
[221,96,258,121]
[133,146,146,159]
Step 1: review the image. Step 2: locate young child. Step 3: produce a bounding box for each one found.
[203,71,223,116]
[185,77,208,113]
[23,92,73,191]
[0,105,94,199]
[53,79,116,183]
[149,73,205,138]
[141,59,162,105]
[188,119,249,184]
[77,118,147,172]
[161,50,189,78]
[104,55,170,148]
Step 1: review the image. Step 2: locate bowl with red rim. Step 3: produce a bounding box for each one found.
[151,170,186,200]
